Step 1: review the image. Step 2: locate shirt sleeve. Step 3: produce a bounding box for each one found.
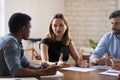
[21,56,29,68]
[90,34,108,62]
[40,38,50,46]
[4,39,22,76]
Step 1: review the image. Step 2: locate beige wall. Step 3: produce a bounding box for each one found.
[65,0,118,52]
[0,0,5,36]
[5,0,64,38]
[5,0,64,55]
[3,0,120,59]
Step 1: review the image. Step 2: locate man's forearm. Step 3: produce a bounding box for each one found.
[15,68,38,77]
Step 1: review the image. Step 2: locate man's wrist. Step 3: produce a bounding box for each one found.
[92,58,99,64]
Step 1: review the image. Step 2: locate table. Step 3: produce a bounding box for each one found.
[0,68,118,80]
[39,68,118,80]
[29,61,119,80]
[0,60,118,80]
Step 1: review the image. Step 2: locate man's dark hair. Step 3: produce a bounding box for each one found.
[8,13,31,33]
[109,10,120,19]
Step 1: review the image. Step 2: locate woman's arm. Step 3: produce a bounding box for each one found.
[69,41,88,67]
[40,43,49,61]
[40,43,56,66]
[68,41,81,65]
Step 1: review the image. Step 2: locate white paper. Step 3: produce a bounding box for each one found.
[40,71,64,78]
[62,67,96,72]
[0,77,37,80]
[99,69,120,76]
[90,65,112,69]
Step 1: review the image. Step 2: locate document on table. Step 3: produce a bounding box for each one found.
[99,69,120,76]
[90,65,112,69]
[40,71,64,78]
[0,77,37,80]
[62,67,96,72]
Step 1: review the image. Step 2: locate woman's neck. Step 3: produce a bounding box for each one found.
[56,35,63,41]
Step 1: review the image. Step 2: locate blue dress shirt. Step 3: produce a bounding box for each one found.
[90,32,120,62]
[0,33,29,76]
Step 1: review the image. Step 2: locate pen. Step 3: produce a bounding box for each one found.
[110,59,114,64]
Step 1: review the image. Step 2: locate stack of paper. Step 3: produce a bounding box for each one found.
[62,67,96,72]
[90,65,112,69]
[99,69,120,76]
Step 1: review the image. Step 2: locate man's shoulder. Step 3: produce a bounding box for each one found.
[105,32,112,35]
[104,32,114,38]
[102,32,117,42]
[0,33,18,44]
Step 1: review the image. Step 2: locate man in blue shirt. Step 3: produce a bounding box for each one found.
[90,10,120,66]
[0,13,58,77]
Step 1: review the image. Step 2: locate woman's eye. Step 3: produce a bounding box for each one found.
[53,24,57,27]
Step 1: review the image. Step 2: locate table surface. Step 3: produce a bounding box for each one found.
[39,68,118,80]
[0,60,119,80]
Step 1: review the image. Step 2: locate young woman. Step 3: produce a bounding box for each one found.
[40,13,88,68]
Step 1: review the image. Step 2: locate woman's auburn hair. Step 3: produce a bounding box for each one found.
[46,13,71,46]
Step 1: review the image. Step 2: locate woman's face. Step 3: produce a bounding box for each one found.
[52,18,67,36]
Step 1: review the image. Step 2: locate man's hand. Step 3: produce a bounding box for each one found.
[95,57,115,66]
[43,66,59,75]
[111,64,120,70]
[112,58,120,64]
[40,62,49,69]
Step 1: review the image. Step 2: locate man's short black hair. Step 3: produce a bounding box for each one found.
[8,13,31,33]
[109,10,120,19]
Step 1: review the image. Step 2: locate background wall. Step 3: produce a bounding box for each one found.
[0,0,5,36]
[5,0,64,38]
[3,0,120,57]
[65,0,118,51]
[5,0,64,55]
